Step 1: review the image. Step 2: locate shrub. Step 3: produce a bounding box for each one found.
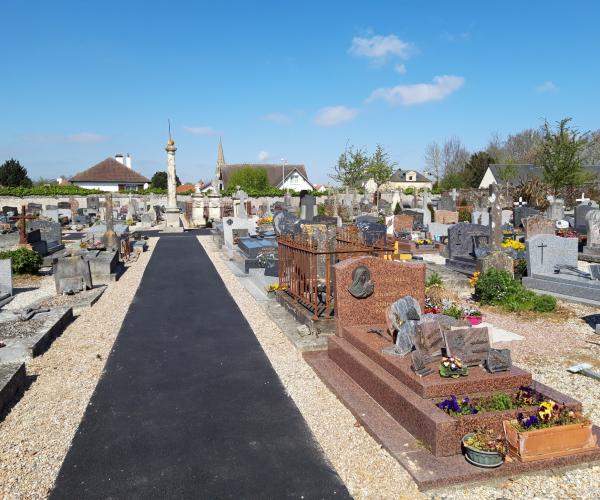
[474,268,556,313]
[394,202,402,215]
[317,204,326,216]
[533,294,557,313]
[0,247,43,274]
[403,187,414,195]
[458,207,471,222]
[443,304,463,319]
[426,271,443,288]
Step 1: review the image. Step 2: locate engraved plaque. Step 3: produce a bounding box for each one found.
[443,327,490,366]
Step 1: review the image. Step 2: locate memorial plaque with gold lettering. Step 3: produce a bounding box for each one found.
[443,327,490,366]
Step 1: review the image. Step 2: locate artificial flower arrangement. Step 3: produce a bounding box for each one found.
[423,297,442,314]
[439,356,469,378]
[556,228,578,238]
[257,216,273,225]
[501,239,526,253]
[468,271,480,288]
[414,238,432,246]
[266,283,286,293]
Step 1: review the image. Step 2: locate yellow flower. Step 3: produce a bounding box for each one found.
[468,271,480,288]
[538,401,554,420]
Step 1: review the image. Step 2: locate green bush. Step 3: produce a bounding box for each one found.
[394,202,402,215]
[474,268,556,313]
[533,294,557,313]
[443,304,463,319]
[0,185,105,196]
[403,187,414,195]
[317,204,326,216]
[0,247,43,274]
[458,207,471,222]
[426,271,443,288]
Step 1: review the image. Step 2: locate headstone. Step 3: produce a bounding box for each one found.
[235,189,248,219]
[393,214,414,233]
[513,206,540,228]
[87,196,100,211]
[57,201,71,210]
[0,258,12,302]
[27,220,63,245]
[583,209,600,256]
[404,210,424,227]
[384,296,422,356]
[471,210,490,226]
[478,251,514,278]
[523,214,555,240]
[356,220,386,245]
[436,210,459,224]
[299,194,316,222]
[443,326,491,366]
[53,255,93,294]
[273,211,300,236]
[485,348,512,373]
[27,203,42,215]
[445,223,489,274]
[526,234,577,276]
[312,215,338,226]
[284,191,292,210]
[575,200,599,234]
[546,196,565,221]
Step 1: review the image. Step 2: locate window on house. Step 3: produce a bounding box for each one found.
[290,173,299,184]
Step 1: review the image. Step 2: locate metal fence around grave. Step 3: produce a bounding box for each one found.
[277,228,391,320]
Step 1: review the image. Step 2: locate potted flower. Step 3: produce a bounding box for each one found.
[462,427,507,468]
[439,356,468,378]
[503,401,596,462]
[463,306,483,326]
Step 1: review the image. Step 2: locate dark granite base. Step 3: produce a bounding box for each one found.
[0,362,25,416]
[446,257,478,275]
[304,350,600,491]
[523,275,600,307]
[342,325,532,398]
[274,290,335,336]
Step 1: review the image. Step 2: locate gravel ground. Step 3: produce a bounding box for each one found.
[200,236,600,500]
[0,317,46,340]
[0,238,156,499]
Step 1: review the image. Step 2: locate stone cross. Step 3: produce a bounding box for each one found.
[12,205,36,245]
[514,197,527,207]
[236,189,248,219]
[537,241,548,264]
[576,193,590,204]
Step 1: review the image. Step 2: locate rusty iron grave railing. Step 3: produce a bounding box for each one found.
[277,228,392,320]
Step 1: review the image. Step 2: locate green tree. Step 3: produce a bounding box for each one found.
[439,172,465,191]
[463,152,495,188]
[0,159,33,187]
[151,171,181,189]
[496,163,518,197]
[538,118,592,193]
[330,145,370,188]
[227,166,269,191]
[366,144,396,207]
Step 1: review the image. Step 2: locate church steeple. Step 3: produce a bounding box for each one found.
[214,137,225,193]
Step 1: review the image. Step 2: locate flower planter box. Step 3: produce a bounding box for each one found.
[503,420,597,462]
[464,315,482,326]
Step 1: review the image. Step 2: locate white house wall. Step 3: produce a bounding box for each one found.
[73,182,146,192]
[281,177,313,192]
[479,168,497,189]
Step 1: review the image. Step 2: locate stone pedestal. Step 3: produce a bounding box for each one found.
[163,208,183,233]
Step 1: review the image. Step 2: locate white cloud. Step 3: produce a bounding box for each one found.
[263,113,291,125]
[394,63,407,75]
[367,75,465,106]
[183,126,217,135]
[314,106,358,127]
[349,34,413,62]
[535,81,559,93]
[258,151,270,161]
[443,31,471,42]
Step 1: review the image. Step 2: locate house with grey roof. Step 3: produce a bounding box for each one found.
[364,168,432,193]
[479,164,600,189]
[211,139,313,192]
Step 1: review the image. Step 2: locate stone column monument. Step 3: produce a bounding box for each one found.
[163,134,183,232]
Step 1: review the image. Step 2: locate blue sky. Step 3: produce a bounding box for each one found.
[1,1,599,185]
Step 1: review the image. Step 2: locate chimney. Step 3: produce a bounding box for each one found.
[125,153,132,169]
[115,153,124,164]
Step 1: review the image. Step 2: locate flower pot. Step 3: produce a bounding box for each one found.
[465,315,482,326]
[462,433,504,468]
[266,290,276,299]
[503,420,597,462]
